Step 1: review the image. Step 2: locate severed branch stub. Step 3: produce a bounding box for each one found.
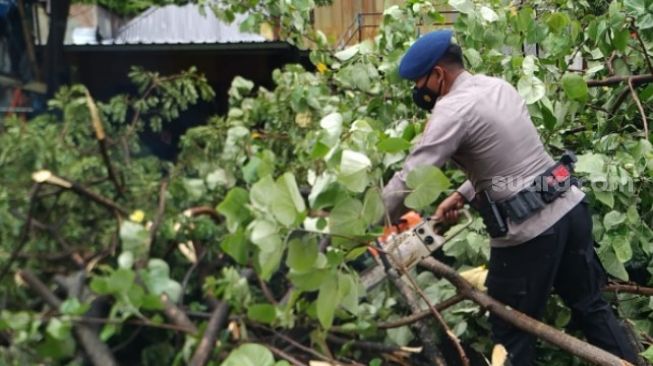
[84,88,123,197]
[32,170,128,216]
[418,257,635,366]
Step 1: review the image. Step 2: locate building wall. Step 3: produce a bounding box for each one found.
[313,0,401,46]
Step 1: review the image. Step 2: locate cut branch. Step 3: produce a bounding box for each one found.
[188,299,229,366]
[32,170,128,216]
[18,270,118,366]
[418,257,634,366]
[604,283,653,297]
[587,74,653,87]
[84,89,123,197]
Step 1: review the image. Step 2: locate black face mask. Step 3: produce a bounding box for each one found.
[412,71,443,111]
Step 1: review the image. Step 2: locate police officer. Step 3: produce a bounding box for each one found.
[382,29,640,365]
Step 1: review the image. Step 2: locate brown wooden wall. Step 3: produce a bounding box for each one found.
[313,0,402,46]
[313,0,456,47]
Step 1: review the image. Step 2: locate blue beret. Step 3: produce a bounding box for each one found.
[398,29,454,80]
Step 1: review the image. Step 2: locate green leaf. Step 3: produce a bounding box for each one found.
[329,198,366,240]
[603,211,626,231]
[286,238,318,273]
[334,44,359,61]
[612,235,633,263]
[271,173,306,226]
[247,304,277,324]
[595,191,615,208]
[576,153,606,180]
[217,187,252,232]
[561,73,589,102]
[60,298,90,316]
[517,75,546,104]
[142,259,182,302]
[598,247,629,281]
[626,205,640,224]
[546,13,569,33]
[288,268,329,291]
[612,28,630,52]
[221,343,275,366]
[221,228,250,265]
[480,6,498,22]
[46,318,71,340]
[338,150,372,193]
[120,221,150,262]
[448,0,474,14]
[624,0,646,13]
[404,166,451,209]
[317,275,339,329]
[108,268,135,294]
[377,137,411,153]
[338,272,359,315]
[641,346,653,363]
[637,13,653,29]
[362,188,384,226]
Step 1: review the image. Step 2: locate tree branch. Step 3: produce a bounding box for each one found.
[184,206,223,224]
[149,177,170,245]
[84,88,123,197]
[604,283,653,297]
[18,270,118,366]
[587,74,653,87]
[418,258,634,366]
[383,263,447,365]
[32,170,128,216]
[395,262,469,366]
[188,299,229,366]
[627,77,649,136]
[263,343,308,366]
[160,293,198,335]
[377,294,465,330]
[631,22,653,76]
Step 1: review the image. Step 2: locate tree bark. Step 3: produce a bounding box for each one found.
[587,74,653,87]
[418,258,634,366]
[188,299,229,366]
[385,267,448,366]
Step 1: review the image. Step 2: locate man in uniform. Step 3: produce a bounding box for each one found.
[381,29,639,365]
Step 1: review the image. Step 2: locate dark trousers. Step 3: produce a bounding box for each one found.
[486,201,640,365]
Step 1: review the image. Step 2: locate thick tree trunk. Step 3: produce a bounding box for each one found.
[44,0,71,97]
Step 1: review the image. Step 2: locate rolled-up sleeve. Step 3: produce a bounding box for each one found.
[382,107,468,222]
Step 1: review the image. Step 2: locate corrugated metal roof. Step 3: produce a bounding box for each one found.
[69,3,267,45]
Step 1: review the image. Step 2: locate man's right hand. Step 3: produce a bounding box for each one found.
[434,191,465,223]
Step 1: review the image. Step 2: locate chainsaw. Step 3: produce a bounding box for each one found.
[360,209,473,290]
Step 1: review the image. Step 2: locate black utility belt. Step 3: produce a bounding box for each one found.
[474,151,578,238]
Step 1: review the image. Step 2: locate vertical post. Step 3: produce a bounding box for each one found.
[357,13,362,43]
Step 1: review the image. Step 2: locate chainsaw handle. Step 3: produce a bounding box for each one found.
[435,208,474,243]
